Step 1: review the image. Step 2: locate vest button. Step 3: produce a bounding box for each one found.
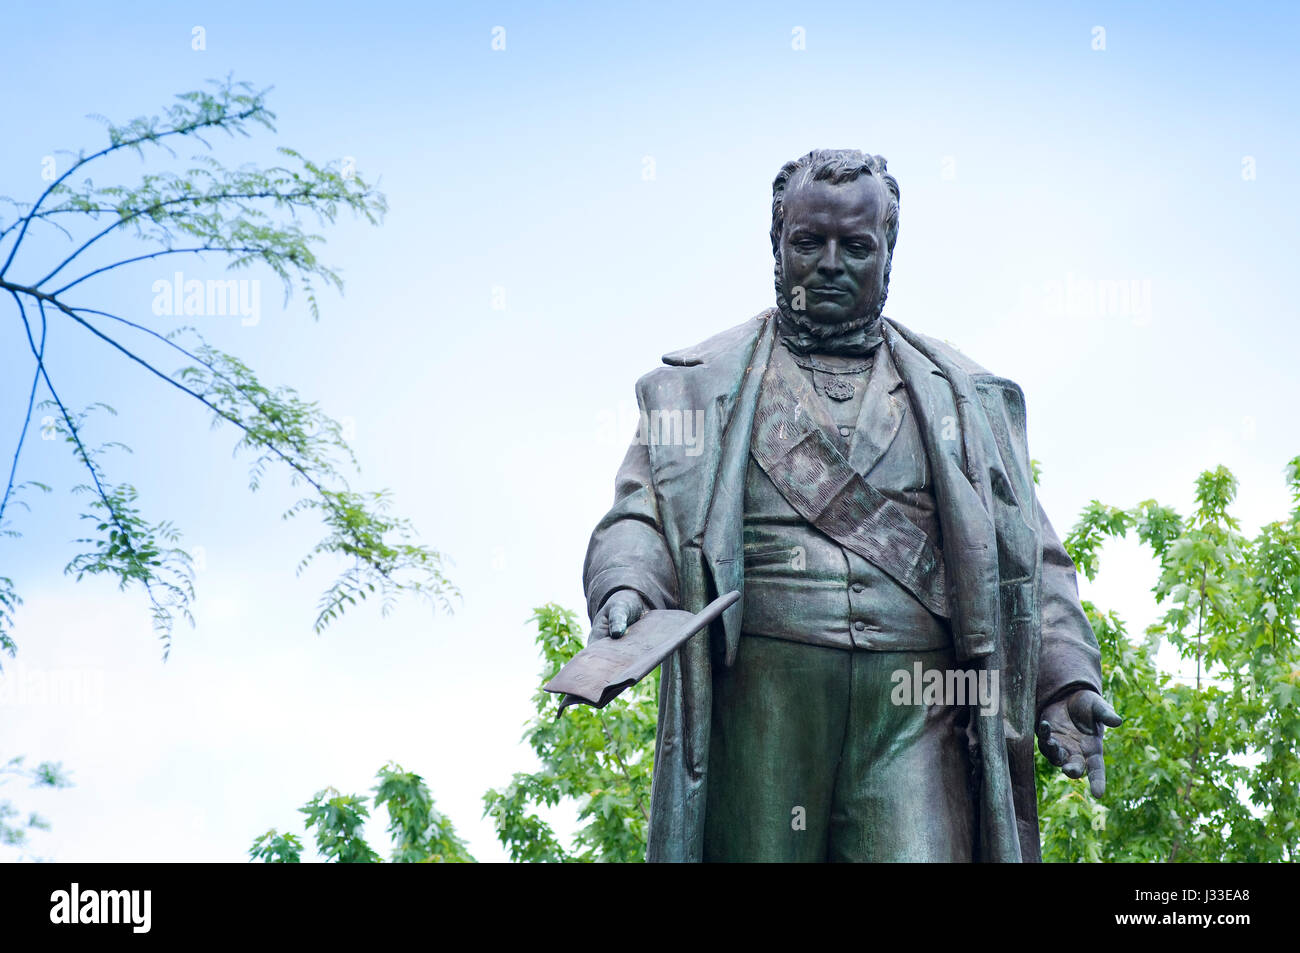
[851,583,865,594]
[853,620,866,631]
[838,426,852,437]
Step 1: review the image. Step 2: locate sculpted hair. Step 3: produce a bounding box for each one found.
[770,149,901,317]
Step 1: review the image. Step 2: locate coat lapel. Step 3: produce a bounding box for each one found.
[882,318,1001,661]
[658,311,776,666]
[847,341,906,476]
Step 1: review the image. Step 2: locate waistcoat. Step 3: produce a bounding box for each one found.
[741,341,951,651]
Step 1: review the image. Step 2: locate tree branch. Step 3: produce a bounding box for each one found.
[0,83,267,279]
[0,296,46,529]
[7,291,180,643]
[3,283,332,501]
[5,284,447,624]
[34,188,324,289]
[49,245,263,297]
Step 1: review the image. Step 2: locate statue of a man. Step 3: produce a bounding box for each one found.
[582,148,1121,862]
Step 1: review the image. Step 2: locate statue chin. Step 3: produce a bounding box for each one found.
[775,285,883,339]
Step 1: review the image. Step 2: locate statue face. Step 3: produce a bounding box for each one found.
[779,174,890,327]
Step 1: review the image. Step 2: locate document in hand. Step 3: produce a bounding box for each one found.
[544,591,741,714]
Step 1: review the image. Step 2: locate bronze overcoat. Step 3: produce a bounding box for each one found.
[582,309,1103,862]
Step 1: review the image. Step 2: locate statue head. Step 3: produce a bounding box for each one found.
[770,149,900,337]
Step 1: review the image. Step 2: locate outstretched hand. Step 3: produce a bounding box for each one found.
[1037,689,1122,797]
[589,589,649,642]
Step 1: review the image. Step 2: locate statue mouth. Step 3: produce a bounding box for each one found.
[776,272,883,341]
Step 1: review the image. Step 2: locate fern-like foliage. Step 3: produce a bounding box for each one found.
[0,77,457,658]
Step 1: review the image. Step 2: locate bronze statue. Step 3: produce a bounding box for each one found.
[582,149,1120,862]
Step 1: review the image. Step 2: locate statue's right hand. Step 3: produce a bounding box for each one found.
[590,589,648,642]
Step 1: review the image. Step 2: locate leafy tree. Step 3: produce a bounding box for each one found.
[247,828,304,864]
[0,77,455,660]
[250,761,473,863]
[482,604,656,862]
[0,755,71,862]
[1038,458,1300,861]
[255,606,657,864]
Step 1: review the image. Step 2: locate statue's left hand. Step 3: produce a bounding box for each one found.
[1036,689,1122,798]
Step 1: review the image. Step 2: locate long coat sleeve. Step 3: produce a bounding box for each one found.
[1035,501,1103,711]
[583,435,679,621]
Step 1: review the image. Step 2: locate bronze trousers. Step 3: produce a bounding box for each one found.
[702,635,976,862]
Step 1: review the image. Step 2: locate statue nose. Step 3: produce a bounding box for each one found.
[817,260,844,278]
[817,242,844,275]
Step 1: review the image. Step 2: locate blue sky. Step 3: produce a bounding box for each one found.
[2,0,1298,860]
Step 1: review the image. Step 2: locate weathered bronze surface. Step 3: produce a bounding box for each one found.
[581,149,1120,862]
